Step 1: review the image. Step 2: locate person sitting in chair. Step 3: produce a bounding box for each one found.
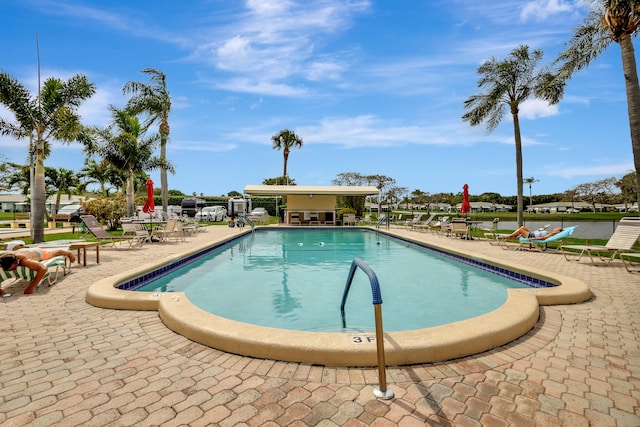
[499,226,563,241]
[0,248,75,295]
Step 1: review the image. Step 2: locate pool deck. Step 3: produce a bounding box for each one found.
[1,224,639,426]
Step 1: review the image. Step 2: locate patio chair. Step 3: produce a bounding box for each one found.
[122,222,151,243]
[152,218,185,242]
[289,212,301,225]
[447,218,470,239]
[80,215,146,249]
[357,214,371,225]
[561,217,640,264]
[342,213,357,226]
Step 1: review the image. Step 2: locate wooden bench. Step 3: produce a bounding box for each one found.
[10,213,30,229]
[51,213,71,222]
[50,213,72,228]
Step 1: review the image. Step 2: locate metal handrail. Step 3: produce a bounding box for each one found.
[340,257,394,399]
[375,215,390,230]
[238,215,255,232]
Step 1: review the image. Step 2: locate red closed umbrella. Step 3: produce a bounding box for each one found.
[461,184,471,215]
[142,179,155,216]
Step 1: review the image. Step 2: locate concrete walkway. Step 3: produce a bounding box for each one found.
[1,225,639,426]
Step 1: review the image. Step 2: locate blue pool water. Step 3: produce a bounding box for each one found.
[134,229,535,332]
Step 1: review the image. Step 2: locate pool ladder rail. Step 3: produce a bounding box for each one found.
[340,257,394,400]
[238,215,255,232]
[376,215,391,231]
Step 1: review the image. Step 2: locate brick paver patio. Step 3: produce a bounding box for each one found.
[1,225,639,426]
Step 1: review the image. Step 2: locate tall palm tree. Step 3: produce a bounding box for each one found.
[0,72,95,242]
[271,129,303,183]
[123,69,172,214]
[95,106,168,216]
[462,45,564,225]
[555,0,640,208]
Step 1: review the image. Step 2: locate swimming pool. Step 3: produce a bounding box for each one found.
[86,227,591,366]
[134,229,532,332]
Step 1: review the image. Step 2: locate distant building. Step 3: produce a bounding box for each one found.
[0,194,89,213]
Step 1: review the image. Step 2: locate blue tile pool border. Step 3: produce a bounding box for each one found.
[117,228,556,291]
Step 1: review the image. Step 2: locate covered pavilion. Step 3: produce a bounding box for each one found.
[244,185,379,225]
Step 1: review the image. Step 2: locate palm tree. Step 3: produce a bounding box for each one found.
[462,45,564,225]
[123,69,172,214]
[47,167,80,214]
[95,106,168,216]
[0,72,95,242]
[271,129,303,183]
[555,0,640,208]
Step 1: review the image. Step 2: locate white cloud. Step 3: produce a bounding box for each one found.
[520,0,574,21]
[546,162,634,178]
[215,78,308,97]
[519,99,560,120]
[191,1,371,94]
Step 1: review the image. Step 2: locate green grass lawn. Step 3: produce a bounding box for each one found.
[3,212,638,258]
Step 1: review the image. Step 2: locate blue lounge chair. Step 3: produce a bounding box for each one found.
[518,226,578,251]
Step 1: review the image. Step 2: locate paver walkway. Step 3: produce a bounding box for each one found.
[1,225,639,426]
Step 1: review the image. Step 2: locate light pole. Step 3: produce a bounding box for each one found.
[524,177,539,210]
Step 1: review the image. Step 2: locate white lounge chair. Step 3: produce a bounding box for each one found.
[480,218,500,239]
[620,252,640,272]
[411,213,437,231]
[561,217,640,264]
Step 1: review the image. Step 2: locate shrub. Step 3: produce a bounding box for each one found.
[83,195,127,230]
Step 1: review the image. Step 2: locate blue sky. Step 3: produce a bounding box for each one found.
[0,0,635,198]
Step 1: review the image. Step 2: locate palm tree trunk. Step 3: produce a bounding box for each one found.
[126,173,135,217]
[619,34,640,208]
[160,137,168,214]
[283,149,289,179]
[512,112,524,226]
[32,138,46,243]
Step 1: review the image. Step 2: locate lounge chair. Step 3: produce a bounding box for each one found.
[0,255,70,293]
[517,225,578,251]
[480,218,500,239]
[428,216,450,234]
[411,213,437,231]
[289,212,301,225]
[400,213,423,228]
[81,215,146,249]
[561,217,640,264]
[620,252,640,272]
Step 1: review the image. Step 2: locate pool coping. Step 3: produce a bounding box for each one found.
[85,227,591,367]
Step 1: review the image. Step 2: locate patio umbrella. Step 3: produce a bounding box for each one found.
[142,179,155,240]
[461,184,471,215]
[142,179,155,218]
